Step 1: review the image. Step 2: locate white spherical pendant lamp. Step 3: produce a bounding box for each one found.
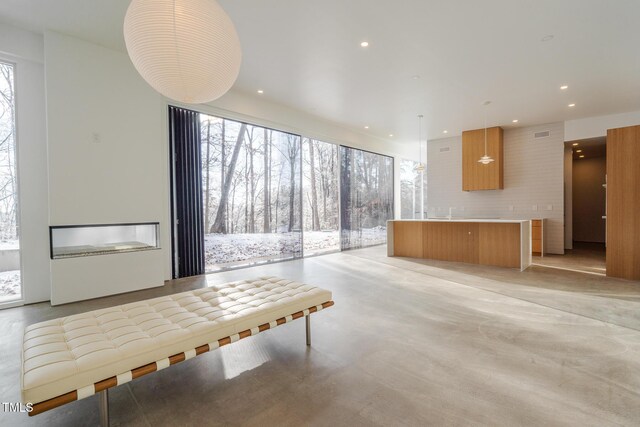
[124,0,242,104]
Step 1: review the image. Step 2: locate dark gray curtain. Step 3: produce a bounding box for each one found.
[169,106,204,278]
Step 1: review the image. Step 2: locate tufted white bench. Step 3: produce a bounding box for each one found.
[21,277,333,426]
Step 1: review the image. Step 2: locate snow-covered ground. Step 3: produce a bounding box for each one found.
[0,240,22,302]
[204,227,387,270]
[204,232,302,270]
[340,226,388,249]
[304,230,340,255]
[0,239,18,250]
[0,270,21,302]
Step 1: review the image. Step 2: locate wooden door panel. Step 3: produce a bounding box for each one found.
[606,125,640,280]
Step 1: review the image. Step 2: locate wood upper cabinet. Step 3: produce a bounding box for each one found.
[606,125,640,280]
[462,126,504,191]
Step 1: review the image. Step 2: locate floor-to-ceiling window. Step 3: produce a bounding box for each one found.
[0,62,21,303]
[172,107,395,275]
[340,146,394,250]
[302,138,339,255]
[400,159,427,219]
[200,114,302,271]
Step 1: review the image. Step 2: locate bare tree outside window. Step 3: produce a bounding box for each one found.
[0,62,21,302]
[200,114,302,270]
[340,146,393,250]
[193,112,393,271]
[302,138,339,255]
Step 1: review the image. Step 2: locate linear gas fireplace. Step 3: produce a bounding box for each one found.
[50,222,160,259]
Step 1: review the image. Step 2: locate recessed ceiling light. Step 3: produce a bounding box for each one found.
[257,89,264,94]
[541,35,554,42]
[360,41,369,47]
[572,143,579,146]
[568,103,576,107]
[389,134,393,137]
[579,155,585,158]
[512,119,519,123]
[560,85,568,90]
[411,75,421,80]
[576,149,582,153]
[443,130,448,134]
[364,126,369,129]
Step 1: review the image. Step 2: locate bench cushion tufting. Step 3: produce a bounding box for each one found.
[22,277,332,404]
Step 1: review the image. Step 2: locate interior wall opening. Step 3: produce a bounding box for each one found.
[561,137,607,274]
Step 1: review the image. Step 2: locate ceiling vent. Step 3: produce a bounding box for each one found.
[534,130,550,139]
[439,147,450,152]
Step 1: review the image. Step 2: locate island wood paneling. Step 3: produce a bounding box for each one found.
[462,126,504,191]
[478,223,521,268]
[606,125,640,280]
[422,222,479,264]
[391,220,525,269]
[392,221,424,258]
[531,219,543,256]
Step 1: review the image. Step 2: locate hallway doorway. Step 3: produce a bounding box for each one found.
[560,137,607,274]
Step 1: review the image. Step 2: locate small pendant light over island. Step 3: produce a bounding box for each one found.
[461,101,504,191]
[478,101,495,165]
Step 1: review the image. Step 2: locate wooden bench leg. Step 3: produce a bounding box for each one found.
[305,315,311,346]
[98,389,109,427]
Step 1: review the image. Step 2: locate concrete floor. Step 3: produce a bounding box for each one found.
[533,242,607,276]
[1,245,640,426]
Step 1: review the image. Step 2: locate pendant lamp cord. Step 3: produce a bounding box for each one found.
[484,106,488,156]
[418,114,423,164]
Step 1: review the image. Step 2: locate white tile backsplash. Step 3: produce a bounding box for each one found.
[427,122,565,254]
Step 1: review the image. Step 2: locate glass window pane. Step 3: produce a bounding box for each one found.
[201,115,302,270]
[0,62,21,303]
[302,138,339,255]
[339,146,394,250]
[400,159,427,219]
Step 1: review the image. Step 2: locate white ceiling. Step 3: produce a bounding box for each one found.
[1,0,639,146]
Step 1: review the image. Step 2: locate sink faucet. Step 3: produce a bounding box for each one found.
[448,207,455,220]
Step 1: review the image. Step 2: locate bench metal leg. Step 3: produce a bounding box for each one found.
[305,315,311,346]
[98,389,109,427]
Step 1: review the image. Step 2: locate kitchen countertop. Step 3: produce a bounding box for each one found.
[388,218,530,224]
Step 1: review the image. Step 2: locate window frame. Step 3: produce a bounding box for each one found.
[0,58,24,307]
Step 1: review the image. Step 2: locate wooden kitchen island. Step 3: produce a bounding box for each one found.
[387,219,532,271]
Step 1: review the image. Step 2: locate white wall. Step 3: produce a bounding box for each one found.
[44,31,167,304]
[565,110,640,141]
[427,122,565,254]
[35,30,412,304]
[0,23,50,304]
